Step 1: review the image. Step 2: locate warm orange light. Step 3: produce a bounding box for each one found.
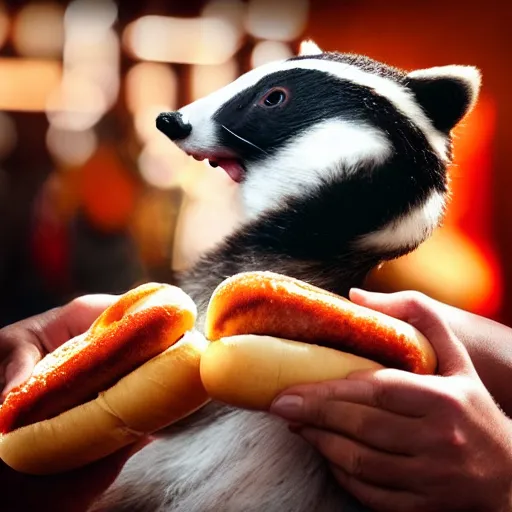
[130,189,178,266]
[124,15,242,65]
[251,41,293,69]
[172,162,244,272]
[0,4,10,50]
[190,59,239,101]
[137,137,188,190]
[46,70,108,131]
[126,63,178,114]
[367,226,502,317]
[79,146,141,232]
[13,3,64,58]
[46,126,97,167]
[0,58,62,112]
[245,0,309,41]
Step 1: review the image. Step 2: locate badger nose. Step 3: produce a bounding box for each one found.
[156,112,192,141]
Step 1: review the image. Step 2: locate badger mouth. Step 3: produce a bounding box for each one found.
[186,151,246,184]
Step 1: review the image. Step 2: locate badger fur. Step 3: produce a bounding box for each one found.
[93,41,481,512]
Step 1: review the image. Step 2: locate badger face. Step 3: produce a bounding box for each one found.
[157,41,480,256]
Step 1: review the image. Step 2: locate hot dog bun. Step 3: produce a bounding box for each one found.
[0,283,210,475]
[201,335,383,410]
[200,271,437,410]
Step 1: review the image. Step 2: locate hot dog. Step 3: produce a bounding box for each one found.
[200,271,437,410]
[0,282,210,475]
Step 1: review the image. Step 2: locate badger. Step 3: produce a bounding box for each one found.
[93,41,481,512]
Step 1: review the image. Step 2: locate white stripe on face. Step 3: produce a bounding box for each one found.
[241,119,392,219]
[177,56,449,162]
[355,189,446,252]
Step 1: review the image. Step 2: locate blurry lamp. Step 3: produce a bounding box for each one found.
[138,137,189,190]
[0,112,17,160]
[46,71,108,131]
[0,58,61,111]
[13,3,64,58]
[124,15,241,65]
[126,63,178,114]
[0,4,10,50]
[46,126,97,168]
[190,59,239,101]
[245,0,309,41]
[251,40,293,68]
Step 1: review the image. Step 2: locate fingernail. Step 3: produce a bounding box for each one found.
[270,395,304,418]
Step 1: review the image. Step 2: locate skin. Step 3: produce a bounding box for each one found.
[270,289,512,512]
[1,290,511,511]
[0,294,153,512]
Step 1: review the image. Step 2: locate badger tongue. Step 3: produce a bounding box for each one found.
[216,159,244,183]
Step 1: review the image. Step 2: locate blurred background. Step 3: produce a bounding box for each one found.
[0,0,510,328]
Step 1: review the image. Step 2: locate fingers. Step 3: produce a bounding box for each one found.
[298,427,417,490]
[0,293,118,400]
[349,288,477,377]
[330,465,424,512]
[273,394,421,455]
[272,370,439,418]
[34,294,119,353]
[1,345,42,400]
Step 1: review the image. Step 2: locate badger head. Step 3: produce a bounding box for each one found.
[156,41,480,262]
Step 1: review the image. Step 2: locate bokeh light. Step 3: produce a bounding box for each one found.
[245,0,309,41]
[137,137,188,190]
[190,59,239,101]
[251,40,293,68]
[0,58,62,111]
[46,126,97,167]
[13,3,64,58]
[46,71,108,131]
[124,15,242,65]
[126,63,178,115]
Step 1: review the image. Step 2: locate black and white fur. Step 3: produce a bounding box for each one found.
[93,41,481,511]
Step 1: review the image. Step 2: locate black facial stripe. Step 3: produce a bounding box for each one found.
[212,67,445,188]
[212,65,447,260]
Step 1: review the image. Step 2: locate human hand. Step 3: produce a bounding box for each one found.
[0,294,117,401]
[269,289,512,512]
[0,294,153,512]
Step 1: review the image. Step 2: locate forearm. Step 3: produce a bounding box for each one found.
[443,304,512,417]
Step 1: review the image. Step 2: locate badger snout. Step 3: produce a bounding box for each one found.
[156,112,192,141]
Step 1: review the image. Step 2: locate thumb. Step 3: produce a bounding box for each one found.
[1,345,42,401]
[349,288,477,377]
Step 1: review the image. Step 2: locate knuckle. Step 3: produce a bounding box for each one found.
[401,290,431,312]
[370,380,390,409]
[347,449,366,478]
[431,377,477,412]
[308,401,329,427]
[351,413,372,441]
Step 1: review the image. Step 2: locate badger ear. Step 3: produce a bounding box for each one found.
[405,65,481,133]
[298,39,323,56]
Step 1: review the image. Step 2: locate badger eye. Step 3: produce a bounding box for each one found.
[261,88,288,108]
